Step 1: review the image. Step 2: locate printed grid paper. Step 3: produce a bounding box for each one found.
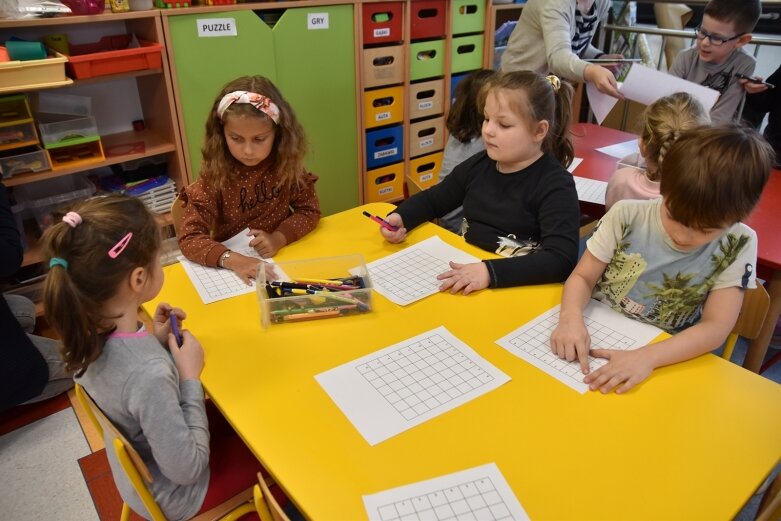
[363,463,529,521]
[496,300,662,393]
[366,236,481,306]
[316,326,510,445]
[573,176,607,205]
[179,228,274,304]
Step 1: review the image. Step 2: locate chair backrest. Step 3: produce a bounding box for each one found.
[75,383,104,439]
[721,284,771,362]
[253,472,290,521]
[170,192,186,237]
[75,384,166,521]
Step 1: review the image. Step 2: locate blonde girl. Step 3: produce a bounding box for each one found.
[379,71,581,295]
[605,92,710,210]
[179,75,321,283]
[44,195,265,520]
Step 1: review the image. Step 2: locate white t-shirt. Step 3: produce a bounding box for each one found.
[587,198,757,333]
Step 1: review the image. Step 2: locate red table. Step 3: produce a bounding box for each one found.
[570,122,781,372]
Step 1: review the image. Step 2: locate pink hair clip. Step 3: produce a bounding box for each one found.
[62,212,82,228]
[108,232,133,259]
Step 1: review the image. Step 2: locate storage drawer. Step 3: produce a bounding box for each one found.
[451,0,486,35]
[409,151,443,190]
[15,174,95,232]
[0,51,70,93]
[366,162,404,202]
[410,0,446,40]
[38,115,99,149]
[66,35,163,79]
[47,140,105,170]
[409,39,445,81]
[0,121,38,152]
[409,79,444,120]
[362,2,404,45]
[366,125,403,169]
[451,34,484,73]
[0,94,33,125]
[408,116,444,158]
[364,86,404,129]
[363,46,404,88]
[0,146,50,178]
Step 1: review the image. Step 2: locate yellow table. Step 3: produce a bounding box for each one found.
[148,202,781,520]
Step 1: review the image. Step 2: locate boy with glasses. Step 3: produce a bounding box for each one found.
[669,0,760,124]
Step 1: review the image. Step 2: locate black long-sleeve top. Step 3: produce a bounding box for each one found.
[394,151,580,288]
[0,182,48,412]
[745,65,781,165]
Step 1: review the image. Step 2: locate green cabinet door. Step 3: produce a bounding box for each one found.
[273,5,359,215]
[167,11,276,179]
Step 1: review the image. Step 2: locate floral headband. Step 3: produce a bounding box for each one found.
[217,91,280,124]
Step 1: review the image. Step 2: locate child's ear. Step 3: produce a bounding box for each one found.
[128,266,147,294]
[735,33,752,48]
[534,120,549,143]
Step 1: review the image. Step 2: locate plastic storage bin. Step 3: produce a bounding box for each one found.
[366,162,404,203]
[451,34,484,73]
[257,254,373,328]
[410,0,446,40]
[0,94,33,125]
[0,146,50,178]
[0,121,38,152]
[409,151,443,190]
[38,115,99,149]
[0,51,69,93]
[66,35,163,79]
[364,86,404,129]
[409,40,445,81]
[47,140,105,170]
[450,0,485,35]
[408,116,444,157]
[15,174,95,232]
[366,125,403,169]
[363,46,404,88]
[409,79,444,119]
[362,2,404,45]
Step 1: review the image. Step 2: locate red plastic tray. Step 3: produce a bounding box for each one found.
[65,35,163,79]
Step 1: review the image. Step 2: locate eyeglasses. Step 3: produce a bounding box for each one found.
[694,26,744,46]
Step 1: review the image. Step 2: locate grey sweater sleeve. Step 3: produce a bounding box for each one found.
[543,0,610,80]
[125,359,210,486]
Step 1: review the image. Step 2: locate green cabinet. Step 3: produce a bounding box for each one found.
[166,5,358,215]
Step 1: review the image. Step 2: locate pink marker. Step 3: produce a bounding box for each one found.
[362,210,399,232]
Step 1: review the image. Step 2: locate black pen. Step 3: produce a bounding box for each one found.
[736,73,775,89]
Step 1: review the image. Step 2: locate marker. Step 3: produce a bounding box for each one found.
[271,304,359,316]
[736,73,775,89]
[584,58,642,63]
[310,290,370,311]
[170,314,183,347]
[362,210,399,232]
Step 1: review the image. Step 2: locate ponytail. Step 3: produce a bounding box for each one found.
[548,80,575,168]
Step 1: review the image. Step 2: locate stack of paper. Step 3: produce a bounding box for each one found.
[136,178,177,214]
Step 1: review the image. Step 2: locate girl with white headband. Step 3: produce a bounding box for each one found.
[178,76,321,284]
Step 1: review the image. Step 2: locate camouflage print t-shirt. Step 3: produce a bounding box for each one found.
[586,198,757,333]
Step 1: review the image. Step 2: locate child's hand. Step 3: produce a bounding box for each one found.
[584,64,624,99]
[584,348,654,394]
[436,261,490,295]
[224,253,261,285]
[248,229,287,257]
[740,76,769,94]
[379,213,407,243]
[550,316,591,375]
[152,303,186,346]
[169,330,204,381]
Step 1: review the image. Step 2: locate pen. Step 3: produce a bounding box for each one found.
[584,58,642,63]
[736,73,775,89]
[362,210,399,232]
[170,314,183,347]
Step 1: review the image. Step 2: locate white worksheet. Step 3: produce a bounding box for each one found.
[366,236,480,306]
[567,157,583,173]
[179,228,274,304]
[496,300,662,393]
[595,139,640,160]
[363,463,529,521]
[587,65,719,125]
[573,176,607,205]
[316,326,510,446]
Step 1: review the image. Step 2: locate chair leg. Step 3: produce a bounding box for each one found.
[759,349,781,374]
[120,503,131,521]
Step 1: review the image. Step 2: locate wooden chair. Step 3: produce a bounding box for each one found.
[253,472,290,521]
[721,284,771,363]
[75,384,255,521]
[170,192,186,237]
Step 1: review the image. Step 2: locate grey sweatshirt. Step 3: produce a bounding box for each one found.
[76,332,210,521]
[500,0,610,80]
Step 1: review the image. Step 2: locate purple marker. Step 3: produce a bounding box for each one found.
[170,314,183,347]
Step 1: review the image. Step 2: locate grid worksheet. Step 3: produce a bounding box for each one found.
[496,300,662,393]
[363,463,529,521]
[316,326,510,445]
[366,236,480,306]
